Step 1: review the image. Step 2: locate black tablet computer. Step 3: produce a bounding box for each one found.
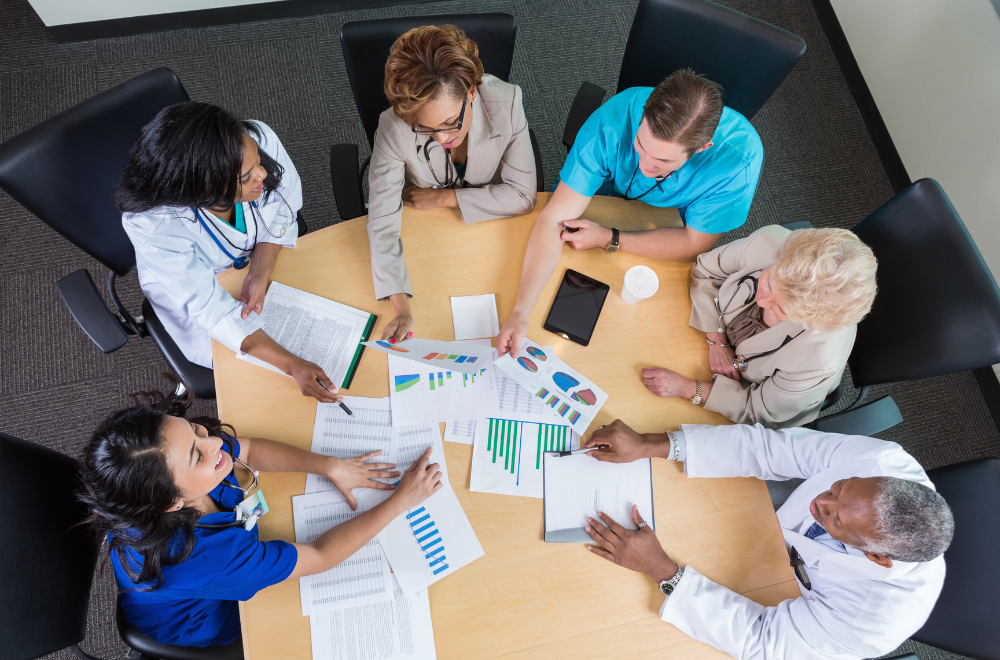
[543,269,610,346]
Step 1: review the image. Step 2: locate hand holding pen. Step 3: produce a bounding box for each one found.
[315,379,354,417]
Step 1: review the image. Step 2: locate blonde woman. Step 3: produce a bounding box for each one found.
[368,24,537,343]
[642,225,877,427]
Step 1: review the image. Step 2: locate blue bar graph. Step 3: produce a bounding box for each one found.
[406,506,449,575]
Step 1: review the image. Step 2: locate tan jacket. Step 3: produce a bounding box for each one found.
[688,225,856,428]
[366,74,537,300]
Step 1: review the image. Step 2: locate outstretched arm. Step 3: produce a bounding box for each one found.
[496,182,592,357]
[561,220,720,263]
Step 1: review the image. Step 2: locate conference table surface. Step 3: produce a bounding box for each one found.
[213,192,800,660]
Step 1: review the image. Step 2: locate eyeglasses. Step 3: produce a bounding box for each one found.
[411,98,466,135]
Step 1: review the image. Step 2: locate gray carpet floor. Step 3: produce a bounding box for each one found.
[0,0,994,658]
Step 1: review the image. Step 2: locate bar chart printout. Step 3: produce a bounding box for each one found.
[406,506,449,576]
[292,491,394,615]
[470,412,579,499]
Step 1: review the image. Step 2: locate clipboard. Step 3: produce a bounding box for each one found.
[542,451,655,543]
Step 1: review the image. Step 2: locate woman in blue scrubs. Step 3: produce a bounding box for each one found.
[78,378,442,647]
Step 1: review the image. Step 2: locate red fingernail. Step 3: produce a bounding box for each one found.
[405,332,413,339]
[389,338,396,344]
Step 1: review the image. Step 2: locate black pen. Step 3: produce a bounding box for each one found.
[315,378,353,416]
[555,445,604,457]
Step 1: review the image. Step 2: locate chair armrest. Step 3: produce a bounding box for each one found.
[562,81,607,150]
[809,395,903,436]
[57,269,128,353]
[330,143,366,221]
[529,127,545,192]
[142,300,215,400]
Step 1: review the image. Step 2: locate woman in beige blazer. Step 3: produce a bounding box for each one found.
[643,225,877,428]
[368,25,537,341]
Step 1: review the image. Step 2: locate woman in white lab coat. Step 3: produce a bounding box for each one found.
[117,102,338,402]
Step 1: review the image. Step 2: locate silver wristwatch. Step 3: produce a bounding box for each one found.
[659,566,685,596]
[691,380,702,406]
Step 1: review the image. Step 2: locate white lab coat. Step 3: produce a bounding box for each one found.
[122,121,300,369]
[660,424,945,660]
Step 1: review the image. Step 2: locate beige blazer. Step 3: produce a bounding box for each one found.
[366,74,537,300]
[688,225,856,428]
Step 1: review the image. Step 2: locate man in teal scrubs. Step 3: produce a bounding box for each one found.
[497,69,764,357]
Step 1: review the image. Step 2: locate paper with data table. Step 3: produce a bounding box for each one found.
[292,490,393,615]
[493,337,608,434]
[236,282,375,389]
[444,347,558,445]
[387,340,498,425]
[309,576,436,660]
[542,452,655,543]
[470,411,579,499]
[305,397,447,497]
[362,337,494,374]
[358,482,484,597]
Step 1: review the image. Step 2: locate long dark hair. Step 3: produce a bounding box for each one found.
[115,102,283,214]
[77,374,235,590]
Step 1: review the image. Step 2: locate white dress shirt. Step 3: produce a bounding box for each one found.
[660,424,945,660]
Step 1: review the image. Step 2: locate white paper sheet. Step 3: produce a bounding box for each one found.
[363,337,494,374]
[470,412,579,499]
[309,576,437,660]
[443,419,477,445]
[450,294,500,340]
[236,282,374,389]
[493,337,608,435]
[358,483,484,597]
[292,491,394,615]
[305,397,394,495]
[542,452,654,541]
[387,340,497,426]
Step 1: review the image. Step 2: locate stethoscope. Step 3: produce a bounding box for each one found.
[192,191,294,270]
[620,162,670,201]
[193,435,262,530]
[418,137,460,189]
[713,274,804,372]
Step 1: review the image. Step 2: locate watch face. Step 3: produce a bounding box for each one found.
[660,581,674,595]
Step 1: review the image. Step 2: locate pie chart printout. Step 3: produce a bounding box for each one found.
[525,346,547,361]
[517,357,538,373]
[552,372,580,393]
[571,388,597,406]
[376,340,410,352]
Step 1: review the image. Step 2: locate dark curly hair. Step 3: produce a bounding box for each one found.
[78,374,235,590]
[115,101,283,214]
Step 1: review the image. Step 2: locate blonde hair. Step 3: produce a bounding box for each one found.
[770,228,877,332]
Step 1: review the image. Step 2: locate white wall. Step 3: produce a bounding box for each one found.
[830,0,1000,280]
[28,0,283,26]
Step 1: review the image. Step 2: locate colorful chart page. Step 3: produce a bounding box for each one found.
[469,411,579,499]
[493,338,609,435]
[363,337,493,374]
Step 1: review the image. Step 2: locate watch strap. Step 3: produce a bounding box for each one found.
[606,227,620,252]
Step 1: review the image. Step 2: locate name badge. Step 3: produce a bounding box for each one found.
[235,491,269,531]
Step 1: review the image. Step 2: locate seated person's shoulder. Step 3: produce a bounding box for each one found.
[478,73,519,104]
[726,225,792,262]
[123,207,186,234]
[714,107,764,163]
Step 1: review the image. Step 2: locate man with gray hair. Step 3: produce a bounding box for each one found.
[581,422,954,659]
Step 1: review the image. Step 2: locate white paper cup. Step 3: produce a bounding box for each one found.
[621,265,659,304]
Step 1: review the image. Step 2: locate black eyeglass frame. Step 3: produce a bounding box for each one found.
[411,98,467,135]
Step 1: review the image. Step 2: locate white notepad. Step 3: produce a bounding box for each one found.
[542,452,655,543]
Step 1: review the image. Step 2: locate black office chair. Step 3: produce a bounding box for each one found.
[331,13,545,221]
[0,68,217,398]
[562,0,807,149]
[0,432,243,660]
[913,457,1000,659]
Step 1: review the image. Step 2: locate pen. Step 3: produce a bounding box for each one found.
[554,445,605,457]
[315,378,353,416]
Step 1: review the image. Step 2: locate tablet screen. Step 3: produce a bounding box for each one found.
[543,269,609,346]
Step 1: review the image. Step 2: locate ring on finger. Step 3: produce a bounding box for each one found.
[637,521,648,530]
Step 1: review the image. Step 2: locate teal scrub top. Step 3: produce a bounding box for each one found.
[212,202,246,234]
[558,87,764,234]
[111,435,297,647]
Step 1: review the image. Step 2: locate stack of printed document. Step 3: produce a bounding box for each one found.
[292,396,485,660]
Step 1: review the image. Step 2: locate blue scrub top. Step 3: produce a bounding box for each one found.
[558,87,764,234]
[111,435,297,647]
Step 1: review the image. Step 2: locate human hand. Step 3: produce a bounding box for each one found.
[325,451,400,511]
[392,448,443,510]
[585,506,678,582]
[496,313,528,358]
[239,272,268,319]
[402,186,451,210]
[381,317,414,343]
[642,367,696,399]
[288,359,343,404]
[560,218,614,251]
[583,420,656,463]
[708,344,740,380]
